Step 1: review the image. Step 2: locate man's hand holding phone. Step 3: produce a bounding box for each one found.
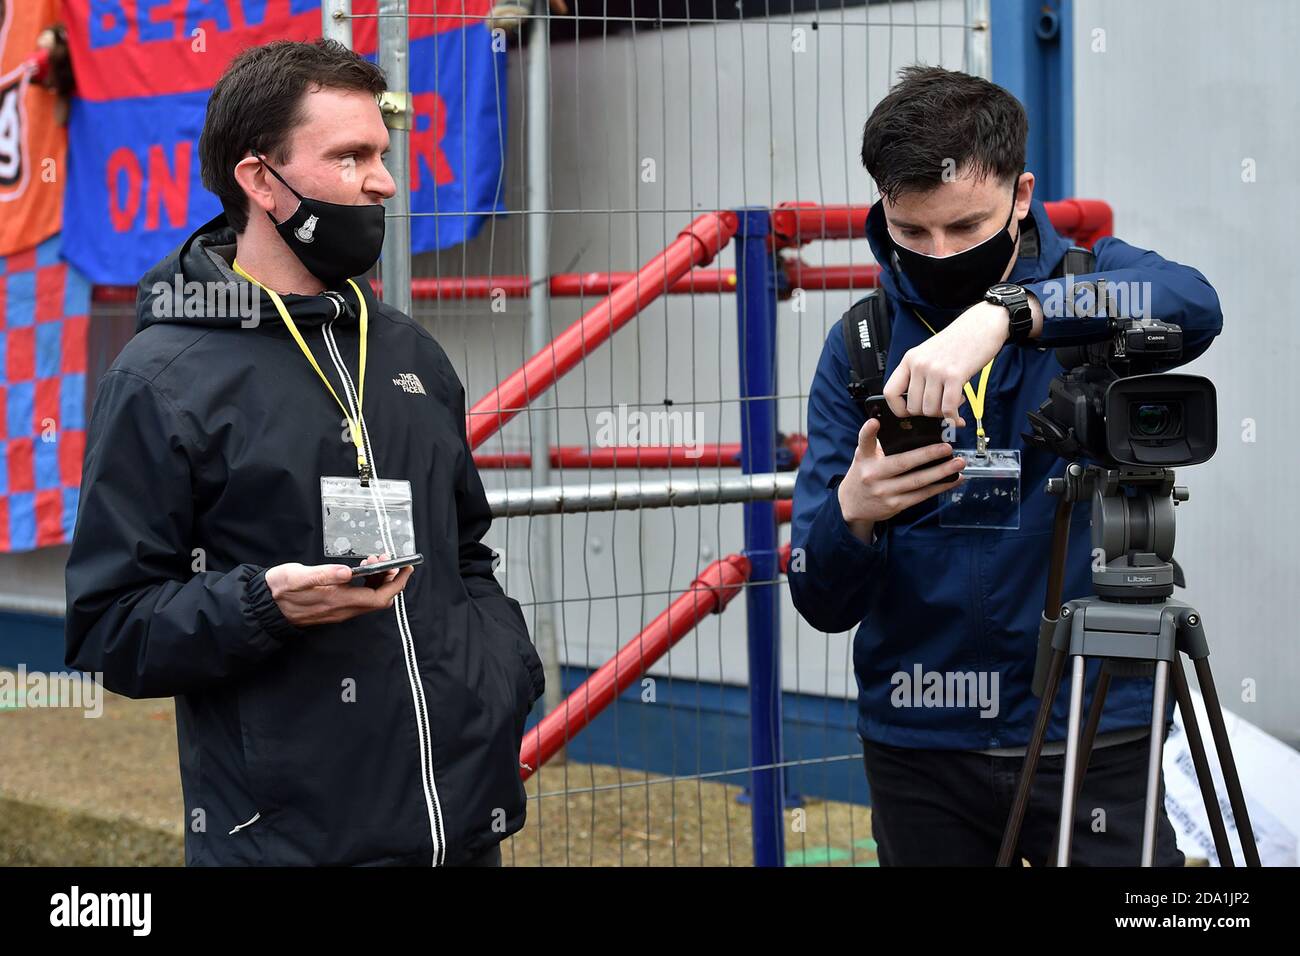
[266,552,415,627]
[837,417,967,544]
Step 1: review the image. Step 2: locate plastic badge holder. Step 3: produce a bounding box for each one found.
[320,476,416,557]
[940,449,1021,530]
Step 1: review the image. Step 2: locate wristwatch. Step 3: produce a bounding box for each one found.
[985,283,1033,344]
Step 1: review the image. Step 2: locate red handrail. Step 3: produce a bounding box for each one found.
[466,211,739,450]
[519,553,750,780]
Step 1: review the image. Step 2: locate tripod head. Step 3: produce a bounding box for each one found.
[1048,462,1190,603]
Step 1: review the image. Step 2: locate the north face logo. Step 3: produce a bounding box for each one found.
[392,372,426,395]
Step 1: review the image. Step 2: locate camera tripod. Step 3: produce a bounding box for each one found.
[996,462,1260,867]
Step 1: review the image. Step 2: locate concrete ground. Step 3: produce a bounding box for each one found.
[0,671,876,867]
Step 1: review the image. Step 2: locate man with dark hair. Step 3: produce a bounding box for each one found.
[64,39,543,867]
[789,66,1223,865]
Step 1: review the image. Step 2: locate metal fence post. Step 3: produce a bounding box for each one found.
[733,208,784,867]
[321,0,352,46]
[525,0,564,745]
[377,0,412,318]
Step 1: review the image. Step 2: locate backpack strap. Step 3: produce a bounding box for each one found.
[838,290,892,414]
[1056,245,1096,278]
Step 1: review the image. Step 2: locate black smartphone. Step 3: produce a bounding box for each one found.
[860,394,959,484]
[351,554,424,578]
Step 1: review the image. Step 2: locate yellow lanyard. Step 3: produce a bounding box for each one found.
[912,309,993,454]
[232,260,372,482]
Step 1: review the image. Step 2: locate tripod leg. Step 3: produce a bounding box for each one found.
[1171,657,1235,866]
[1044,668,1111,864]
[1073,669,1111,799]
[1193,657,1262,866]
[997,647,1067,866]
[1055,655,1087,867]
[1141,660,1171,866]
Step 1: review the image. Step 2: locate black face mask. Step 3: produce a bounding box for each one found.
[255,150,386,286]
[889,181,1021,310]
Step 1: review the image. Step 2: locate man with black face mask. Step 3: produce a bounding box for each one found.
[788,66,1224,866]
[63,39,544,867]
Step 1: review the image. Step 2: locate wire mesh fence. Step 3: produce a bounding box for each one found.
[336,0,988,866]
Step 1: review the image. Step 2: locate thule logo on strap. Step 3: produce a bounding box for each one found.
[857,319,872,350]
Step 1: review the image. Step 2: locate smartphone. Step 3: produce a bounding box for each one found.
[351,553,424,578]
[860,394,959,484]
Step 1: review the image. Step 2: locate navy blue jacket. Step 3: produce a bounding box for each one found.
[788,198,1223,749]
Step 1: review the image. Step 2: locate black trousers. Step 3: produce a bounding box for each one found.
[861,735,1185,866]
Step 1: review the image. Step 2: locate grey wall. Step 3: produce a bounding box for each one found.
[1073,0,1299,741]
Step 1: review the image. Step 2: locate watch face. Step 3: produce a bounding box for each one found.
[989,283,1021,297]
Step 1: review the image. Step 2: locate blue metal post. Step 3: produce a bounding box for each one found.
[733,208,784,867]
[991,0,1075,201]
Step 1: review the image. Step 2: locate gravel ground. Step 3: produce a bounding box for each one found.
[0,670,875,867]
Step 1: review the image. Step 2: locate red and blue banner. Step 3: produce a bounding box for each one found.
[61,1,506,285]
[0,234,91,553]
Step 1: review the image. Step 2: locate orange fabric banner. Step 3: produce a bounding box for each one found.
[0,0,66,256]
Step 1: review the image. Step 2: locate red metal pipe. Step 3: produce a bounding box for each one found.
[548,270,737,297]
[473,435,806,471]
[771,203,871,246]
[467,211,739,450]
[405,271,739,300]
[91,269,740,305]
[776,499,793,525]
[1041,199,1115,248]
[782,262,882,292]
[474,444,744,470]
[89,200,1112,304]
[769,199,1115,249]
[778,541,793,574]
[519,553,751,779]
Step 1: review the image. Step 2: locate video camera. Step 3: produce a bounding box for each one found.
[1023,315,1217,467]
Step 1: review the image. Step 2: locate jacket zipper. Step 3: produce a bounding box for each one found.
[323,319,447,866]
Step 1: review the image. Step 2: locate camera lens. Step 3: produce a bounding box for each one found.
[1131,401,1182,438]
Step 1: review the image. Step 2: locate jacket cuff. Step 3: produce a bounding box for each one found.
[243,568,304,645]
[1022,279,1111,347]
[812,477,887,568]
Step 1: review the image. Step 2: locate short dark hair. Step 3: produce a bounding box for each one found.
[860,65,1027,203]
[199,39,387,233]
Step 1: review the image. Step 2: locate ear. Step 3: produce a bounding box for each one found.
[233,155,277,216]
[1014,171,1035,220]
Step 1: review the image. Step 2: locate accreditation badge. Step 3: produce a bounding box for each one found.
[320,476,416,558]
[940,449,1021,530]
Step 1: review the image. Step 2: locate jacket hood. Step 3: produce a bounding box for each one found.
[134,212,381,334]
[863,195,1075,322]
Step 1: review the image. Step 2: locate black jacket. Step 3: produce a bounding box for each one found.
[64,214,544,866]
